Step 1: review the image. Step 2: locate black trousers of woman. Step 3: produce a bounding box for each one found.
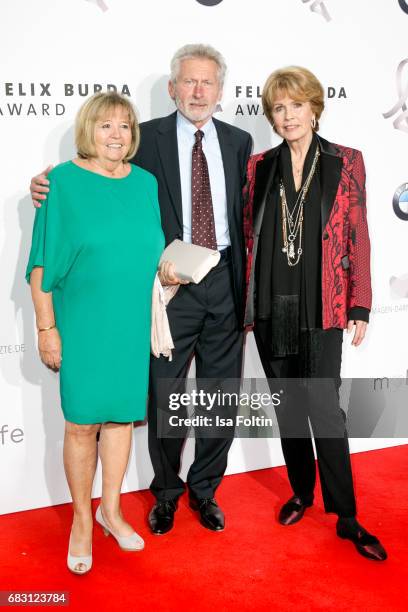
[254,319,357,518]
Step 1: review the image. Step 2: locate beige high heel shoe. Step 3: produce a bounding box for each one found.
[95,505,144,551]
[67,533,92,575]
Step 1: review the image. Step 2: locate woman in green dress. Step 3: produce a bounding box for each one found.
[26,92,165,574]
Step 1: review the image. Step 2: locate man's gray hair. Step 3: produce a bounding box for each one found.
[170,43,227,87]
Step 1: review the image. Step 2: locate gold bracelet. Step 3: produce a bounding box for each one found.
[38,324,56,333]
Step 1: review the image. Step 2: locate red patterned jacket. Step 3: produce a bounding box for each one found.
[243,135,371,329]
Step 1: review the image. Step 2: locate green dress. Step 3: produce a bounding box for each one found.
[26,161,165,424]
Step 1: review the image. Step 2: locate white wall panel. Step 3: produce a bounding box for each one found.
[1,0,407,514]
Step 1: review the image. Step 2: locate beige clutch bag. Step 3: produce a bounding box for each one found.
[159,240,220,283]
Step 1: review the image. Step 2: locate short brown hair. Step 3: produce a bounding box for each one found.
[262,66,324,131]
[75,92,140,161]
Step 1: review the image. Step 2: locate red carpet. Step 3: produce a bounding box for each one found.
[1,445,407,611]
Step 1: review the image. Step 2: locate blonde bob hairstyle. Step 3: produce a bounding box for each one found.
[75,92,140,161]
[262,66,324,132]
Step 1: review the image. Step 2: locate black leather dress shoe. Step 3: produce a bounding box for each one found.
[189,497,225,531]
[148,500,177,535]
[336,518,387,561]
[278,495,313,526]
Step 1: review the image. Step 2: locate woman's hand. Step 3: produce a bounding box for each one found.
[158,261,189,286]
[347,320,367,347]
[30,165,53,208]
[38,327,62,370]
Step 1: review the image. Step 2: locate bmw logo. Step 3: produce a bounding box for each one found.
[393,183,408,220]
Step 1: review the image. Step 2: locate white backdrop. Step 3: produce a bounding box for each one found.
[1,0,407,515]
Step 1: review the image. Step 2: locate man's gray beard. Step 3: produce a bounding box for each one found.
[174,97,217,124]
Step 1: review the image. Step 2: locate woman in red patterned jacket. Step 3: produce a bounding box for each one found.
[244,66,386,561]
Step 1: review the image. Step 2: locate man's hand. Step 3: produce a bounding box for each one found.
[347,320,367,347]
[30,165,53,208]
[38,327,62,371]
[158,261,189,286]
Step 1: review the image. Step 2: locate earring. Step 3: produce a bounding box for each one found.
[311,116,316,129]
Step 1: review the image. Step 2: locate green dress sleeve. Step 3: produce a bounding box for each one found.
[25,171,74,292]
[146,173,162,225]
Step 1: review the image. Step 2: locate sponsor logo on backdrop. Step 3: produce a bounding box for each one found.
[86,0,108,11]
[233,84,346,116]
[0,83,131,118]
[374,180,408,305]
[302,0,331,22]
[393,183,408,220]
[399,0,408,14]
[196,0,224,5]
[390,274,408,299]
[373,374,408,391]
[0,424,24,446]
[0,343,25,356]
[382,180,408,302]
[372,302,408,315]
[383,59,408,134]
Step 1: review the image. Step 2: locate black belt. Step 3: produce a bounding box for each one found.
[219,246,231,262]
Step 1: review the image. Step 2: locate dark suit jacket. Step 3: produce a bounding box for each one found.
[131,111,253,325]
[243,135,371,329]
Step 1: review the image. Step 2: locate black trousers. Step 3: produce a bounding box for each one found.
[254,320,356,518]
[148,253,243,501]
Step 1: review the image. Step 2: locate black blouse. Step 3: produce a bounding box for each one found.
[255,134,323,357]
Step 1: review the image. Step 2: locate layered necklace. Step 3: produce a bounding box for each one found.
[280,146,320,266]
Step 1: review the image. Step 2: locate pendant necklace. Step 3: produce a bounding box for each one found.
[280,146,320,266]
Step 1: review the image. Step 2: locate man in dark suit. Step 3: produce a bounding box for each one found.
[30,43,252,534]
[133,44,252,534]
